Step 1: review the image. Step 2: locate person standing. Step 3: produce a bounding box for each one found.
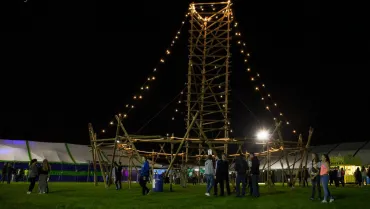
[114,161,122,190]
[361,166,367,186]
[139,157,150,195]
[234,154,247,197]
[204,155,214,196]
[214,155,224,196]
[222,153,231,195]
[1,162,8,183]
[303,166,309,187]
[340,168,345,187]
[38,159,51,194]
[246,155,253,195]
[310,153,321,201]
[27,159,38,194]
[251,153,260,198]
[7,163,13,184]
[320,154,334,203]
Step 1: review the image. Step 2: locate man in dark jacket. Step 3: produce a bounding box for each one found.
[1,162,7,183]
[250,153,260,197]
[234,154,247,197]
[114,161,123,190]
[214,155,224,196]
[222,153,231,195]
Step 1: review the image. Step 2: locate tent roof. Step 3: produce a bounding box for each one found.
[0,139,163,167]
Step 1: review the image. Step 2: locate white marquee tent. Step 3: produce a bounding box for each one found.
[264,141,370,170]
[0,139,162,167]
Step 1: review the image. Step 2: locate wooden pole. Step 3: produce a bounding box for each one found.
[198,144,201,184]
[88,124,98,186]
[170,135,174,191]
[151,150,155,182]
[96,147,107,188]
[116,116,143,164]
[107,115,120,187]
[128,156,132,189]
[165,111,199,177]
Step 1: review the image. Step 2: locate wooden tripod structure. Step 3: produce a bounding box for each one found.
[87,1,313,190]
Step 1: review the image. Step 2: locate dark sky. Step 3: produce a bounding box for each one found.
[2,0,368,146]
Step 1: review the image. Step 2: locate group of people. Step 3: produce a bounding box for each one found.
[27,159,51,194]
[354,166,370,186]
[1,160,51,194]
[204,153,260,198]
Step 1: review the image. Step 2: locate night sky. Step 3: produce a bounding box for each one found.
[3,1,368,146]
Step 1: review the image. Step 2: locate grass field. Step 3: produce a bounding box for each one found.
[0,182,368,209]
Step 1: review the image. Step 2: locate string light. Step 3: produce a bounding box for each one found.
[98,11,190,134]
[231,8,297,135]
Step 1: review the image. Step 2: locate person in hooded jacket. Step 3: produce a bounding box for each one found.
[27,159,38,194]
[250,153,260,198]
[234,154,247,197]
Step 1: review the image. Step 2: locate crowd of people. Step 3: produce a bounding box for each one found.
[204,153,260,198]
[1,159,51,194]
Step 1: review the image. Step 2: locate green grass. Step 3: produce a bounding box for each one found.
[0,182,369,209]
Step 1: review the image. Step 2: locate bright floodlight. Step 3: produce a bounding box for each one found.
[256,130,269,140]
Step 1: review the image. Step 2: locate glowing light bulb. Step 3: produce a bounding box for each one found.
[243,43,246,46]
[274,103,277,106]
[247,53,250,57]
[131,105,134,108]
[286,121,289,125]
[148,77,151,81]
[153,68,156,72]
[160,59,165,63]
[273,118,276,120]
[181,92,183,94]
[172,117,175,120]
[182,21,185,24]
[152,76,155,80]
[244,59,248,62]
[262,84,265,87]
[251,77,254,81]
[293,130,296,133]
[145,86,149,89]
[126,104,129,108]
[141,87,144,90]
[261,97,264,100]
[268,94,271,97]
[139,95,142,99]
[178,101,181,103]
[177,31,180,34]
[241,50,244,53]
[266,106,269,110]
[110,121,113,125]
[102,130,105,133]
[280,113,283,116]
[175,109,178,112]
[220,95,223,98]
[124,114,127,118]
[133,96,137,99]
[247,68,251,72]
[175,36,178,39]
[166,50,170,54]
[118,113,121,117]
[257,73,260,77]
[219,85,221,88]
[238,41,241,44]
[255,87,259,90]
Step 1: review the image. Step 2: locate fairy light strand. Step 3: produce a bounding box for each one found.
[230,8,297,135]
[101,12,191,134]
